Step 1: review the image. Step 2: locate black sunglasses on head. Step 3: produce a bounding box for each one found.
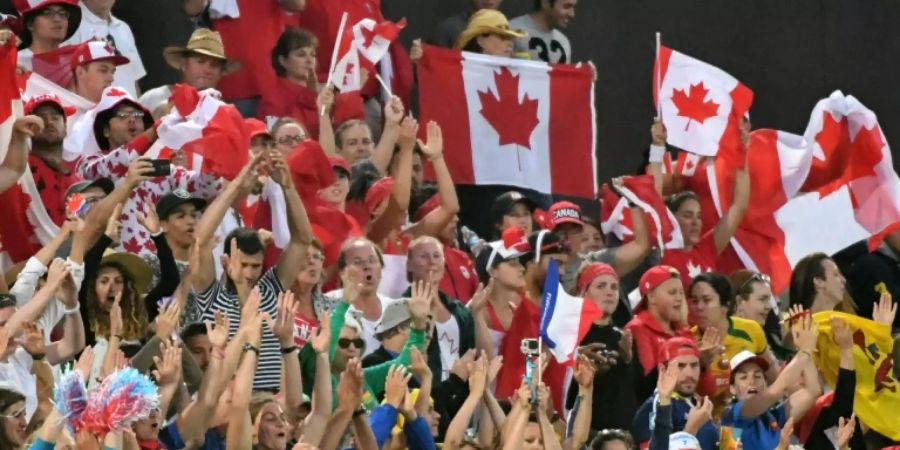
[338,338,365,349]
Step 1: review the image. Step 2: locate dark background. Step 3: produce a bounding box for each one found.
[5,0,900,211]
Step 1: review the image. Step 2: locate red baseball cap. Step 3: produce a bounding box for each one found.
[328,155,351,177]
[24,93,75,117]
[639,265,681,296]
[546,201,583,229]
[365,177,394,213]
[658,336,700,364]
[244,118,271,140]
[72,40,129,69]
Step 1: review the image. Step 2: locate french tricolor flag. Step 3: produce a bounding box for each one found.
[539,259,603,365]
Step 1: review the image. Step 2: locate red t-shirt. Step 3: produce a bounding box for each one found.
[625,310,693,375]
[257,77,365,139]
[213,0,284,100]
[293,310,320,348]
[661,230,718,288]
[29,154,80,226]
[440,245,478,303]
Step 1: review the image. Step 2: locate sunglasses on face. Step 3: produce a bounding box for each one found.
[114,110,145,120]
[338,338,365,349]
[0,408,25,420]
[277,134,306,145]
[738,272,770,293]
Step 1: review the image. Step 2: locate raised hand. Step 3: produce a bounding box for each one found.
[267,291,298,347]
[837,414,856,450]
[399,384,417,420]
[450,349,476,381]
[155,298,182,342]
[467,353,488,396]
[409,347,431,380]
[873,291,897,326]
[137,204,162,235]
[650,118,667,146]
[152,339,183,388]
[618,329,634,363]
[340,265,365,304]
[467,281,492,317]
[126,157,155,186]
[205,310,231,350]
[0,327,9,363]
[21,322,46,358]
[409,39,423,64]
[45,258,70,289]
[790,306,818,355]
[776,417,795,450]
[685,395,713,434]
[75,346,95,380]
[487,355,503,384]
[13,115,43,137]
[309,316,331,355]
[239,286,262,329]
[337,358,365,409]
[656,362,679,400]
[268,149,292,187]
[384,96,405,125]
[416,121,444,160]
[109,292,123,338]
[316,84,335,115]
[409,280,433,323]
[573,354,596,389]
[830,317,853,352]
[105,203,123,243]
[536,382,550,412]
[698,327,725,368]
[384,365,411,407]
[397,116,419,150]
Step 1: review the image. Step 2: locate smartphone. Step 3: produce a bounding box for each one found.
[148,159,172,177]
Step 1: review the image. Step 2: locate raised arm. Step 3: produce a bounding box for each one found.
[225,318,261,450]
[713,146,750,254]
[612,204,652,276]
[317,86,337,155]
[5,259,68,336]
[370,96,404,175]
[407,122,460,239]
[76,128,158,181]
[444,356,486,450]
[269,151,313,287]
[301,319,333,446]
[367,117,417,244]
[151,339,183,419]
[319,359,365,450]
[270,292,304,422]
[564,355,595,450]
[0,116,41,193]
[191,155,262,292]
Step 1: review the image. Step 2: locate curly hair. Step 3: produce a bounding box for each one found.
[88,262,148,341]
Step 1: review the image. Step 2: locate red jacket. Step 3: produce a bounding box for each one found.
[625,310,693,374]
[257,77,365,139]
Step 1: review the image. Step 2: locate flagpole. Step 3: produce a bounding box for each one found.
[323,12,349,116]
[374,73,393,99]
[655,31,662,118]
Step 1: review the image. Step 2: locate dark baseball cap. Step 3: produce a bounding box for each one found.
[64,178,115,198]
[155,189,207,220]
[489,191,536,227]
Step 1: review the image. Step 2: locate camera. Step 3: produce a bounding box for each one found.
[520,338,540,356]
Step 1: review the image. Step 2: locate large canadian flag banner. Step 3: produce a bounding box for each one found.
[654,44,753,157]
[417,45,596,198]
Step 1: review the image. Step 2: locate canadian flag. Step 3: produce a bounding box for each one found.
[0,37,21,164]
[418,45,596,198]
[599,175,684,250]
[352,17,406,67]
[147,85,249,180]
[654,44,753,157]
[330,22,362,93]
[330,17,406,93]
[719,91,900,292]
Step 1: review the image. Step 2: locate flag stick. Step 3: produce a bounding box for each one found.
[537,335,543,388]
[323,12,349,116]
[374,73,393,98]
[655,31,662,118]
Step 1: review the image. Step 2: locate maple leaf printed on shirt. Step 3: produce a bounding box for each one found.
[672,82,719,130]
[477,67,540,150]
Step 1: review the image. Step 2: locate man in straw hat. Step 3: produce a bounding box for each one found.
[138,28,240,116]
[12,0,81,70]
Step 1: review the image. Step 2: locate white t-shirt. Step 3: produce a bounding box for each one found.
[509,14,572,64]
[325,289,395,357]
[64,3,147,96]
[435,316,461,381]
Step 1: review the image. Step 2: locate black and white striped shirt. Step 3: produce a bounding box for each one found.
[194,268,284,391]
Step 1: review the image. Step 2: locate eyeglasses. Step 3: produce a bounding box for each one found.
[39,8,70,19]
[350,257,380,268]
[337,338,365,349]
[114,110,145,120]
[0,408,25,420]
[277,134,306,145]
[738,272,770,293]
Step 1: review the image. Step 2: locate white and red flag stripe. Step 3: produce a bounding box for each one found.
[654,44,753,157]
[0,37,22,164]
[418,45,596,198]
[599,175,684,251]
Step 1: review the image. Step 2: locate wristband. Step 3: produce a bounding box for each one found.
[112,334,123,341]
[649,144,666,163]
[30,353,45,361]
[242,343,260,355]
[353,407,368,418]
[280,345,298,355]
[62,303,81,315]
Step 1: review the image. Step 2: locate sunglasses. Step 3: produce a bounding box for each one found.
[114,110,145,120]
[0,408,25,420]
[277,134,306,145]
[738,272,770,293]
[338,338,365,349]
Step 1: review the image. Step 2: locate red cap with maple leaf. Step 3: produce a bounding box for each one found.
[72,40,130,69]
[24,93,75,117]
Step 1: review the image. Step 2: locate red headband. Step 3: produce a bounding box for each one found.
[365,177,394,213]
[577,263,618,294]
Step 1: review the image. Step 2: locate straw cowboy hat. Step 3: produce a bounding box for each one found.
[455,9,526,50]
[162,28,241,74]
[100,249,153,295]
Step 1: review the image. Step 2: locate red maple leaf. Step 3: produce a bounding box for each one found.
[801,113,881,198]
[478,68,539,149]
[671,82,719,130]
[122,236,143,254]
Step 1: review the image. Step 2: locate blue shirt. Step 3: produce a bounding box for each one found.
[722,401,788,450]
[633,391,719,450]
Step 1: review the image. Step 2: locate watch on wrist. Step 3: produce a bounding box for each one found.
[280,345,298,355]
[242,343,260,355]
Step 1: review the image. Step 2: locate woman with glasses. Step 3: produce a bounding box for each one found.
[13,0,81,71]
[290,239,329,349]
[271,117,309,156]
[0,386,27,449]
